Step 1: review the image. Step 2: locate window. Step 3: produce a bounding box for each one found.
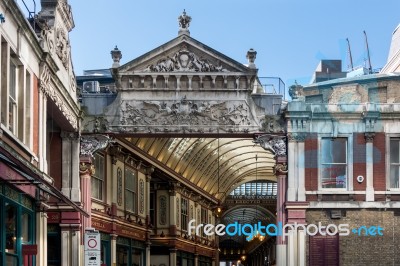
[320,138,347,189]
[390,139,400,188]
[230,181,277,196]
[92,153,105,200]
[125,167,137,213]
[201,208,207,237]
[8,60,17,133]
[0,41,33,147]
[181,198,188,231]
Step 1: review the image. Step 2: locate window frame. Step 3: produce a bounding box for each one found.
[318,134,353,191]
[91,153,105,201]
[124,166,137,214]
[8,58,18,134]
[181,197,189,232]
[386,134,400,190]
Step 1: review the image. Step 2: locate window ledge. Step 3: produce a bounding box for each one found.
[376,191,400,194]
[306,190,365,195]
[1,124,37,161]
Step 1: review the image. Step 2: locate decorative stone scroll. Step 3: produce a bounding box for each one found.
[254,134,287,156]
[142,46,228,73]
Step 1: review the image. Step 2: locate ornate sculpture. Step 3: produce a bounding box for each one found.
[119,97,251,129]
[288,82,304,100]
[261,115,286,133]
[80,135,114,157]
[55,27,69,69]
[254,134,286,157]
[143,46,228,73]
[178,10,191,29]
[274,163,288,175]
[111,46,122,68]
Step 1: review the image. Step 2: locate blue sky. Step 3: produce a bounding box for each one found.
[64,0,399,87]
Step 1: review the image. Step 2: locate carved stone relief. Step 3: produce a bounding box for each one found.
[159,196,167,225]
[113,97,252,133]
[117,168,122,206]
[80,135,114,157]
[261,115,286,133]
[176,198,180,227]
[40,63,78,130]
[328,85,361,104]
[55,27,69,70]
[142,46,228,73]
[139,179,145,214]
[254,135,287,157]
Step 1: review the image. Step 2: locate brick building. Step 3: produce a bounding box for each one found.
[285,24,400,264]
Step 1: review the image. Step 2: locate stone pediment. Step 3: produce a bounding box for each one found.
[118,35,254,75]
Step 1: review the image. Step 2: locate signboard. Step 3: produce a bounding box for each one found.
[84,229,101,266]
[309,234,339,266]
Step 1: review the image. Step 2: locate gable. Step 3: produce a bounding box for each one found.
[118,35,254,74]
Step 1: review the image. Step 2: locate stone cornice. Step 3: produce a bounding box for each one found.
[56,1,75,32]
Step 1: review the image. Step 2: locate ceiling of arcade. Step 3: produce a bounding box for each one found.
[123,137,276,201]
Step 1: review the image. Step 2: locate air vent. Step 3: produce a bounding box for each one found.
[330,210,342,219]
[83,81,100,93]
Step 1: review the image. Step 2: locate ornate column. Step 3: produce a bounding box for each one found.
[188,75,193,90]
[254,135,288,266]
[79,135,113,234]
[176,75,181,90]
[365,132,375,201]
[275,157,288,266]
[164,75,169,89]
[79,159,94,231]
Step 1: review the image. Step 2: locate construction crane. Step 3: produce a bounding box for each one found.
[346,38,354,71]
[364,30,373,74]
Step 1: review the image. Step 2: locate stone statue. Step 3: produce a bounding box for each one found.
[178,10,191,30]
[288,82,304,100]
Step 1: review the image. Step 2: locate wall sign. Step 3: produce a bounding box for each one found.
[84,229,101,266]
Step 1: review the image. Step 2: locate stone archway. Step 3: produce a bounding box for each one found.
[77,11,288,266]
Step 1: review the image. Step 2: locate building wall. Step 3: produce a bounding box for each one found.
[306,209,400,265]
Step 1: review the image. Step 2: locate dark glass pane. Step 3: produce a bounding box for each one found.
[390,139,400,164]
[390,165,399,188]
[5,203,17,254]
[321,138,346,164]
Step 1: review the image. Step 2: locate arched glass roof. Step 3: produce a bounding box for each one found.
[124,137,276,200]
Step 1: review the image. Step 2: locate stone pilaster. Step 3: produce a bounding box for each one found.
[169,183,177,236]
[365,132,375,201]
[111,234,117,266]
[61,131,81,202]
[169,248,177,266]
[275,156,288,266]
[36,202,50,266]
[60,224,81,266]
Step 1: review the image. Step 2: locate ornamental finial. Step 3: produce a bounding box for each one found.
[178,9,191,36]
